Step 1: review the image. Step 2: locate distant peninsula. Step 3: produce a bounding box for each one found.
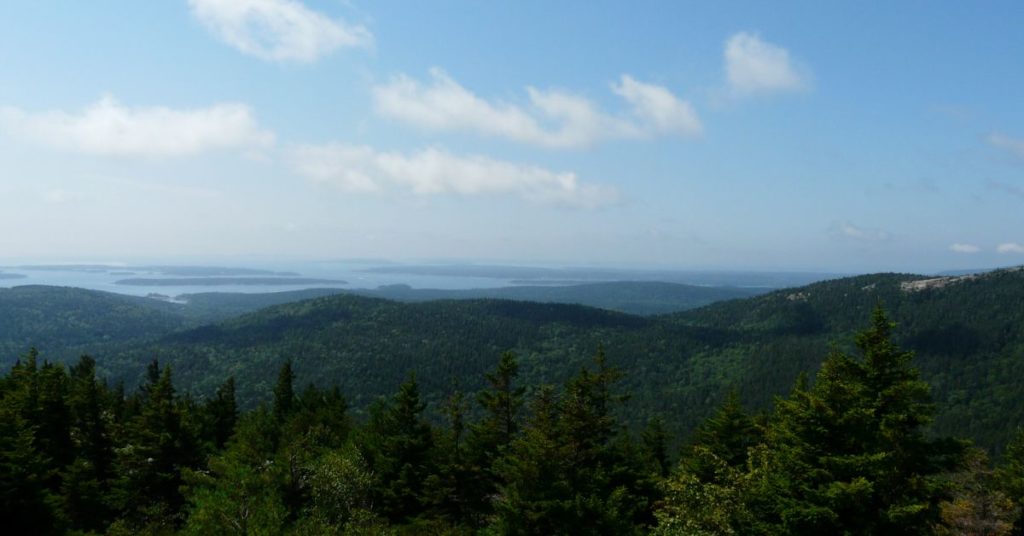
[115,277,346,286]
[0,272,27,280]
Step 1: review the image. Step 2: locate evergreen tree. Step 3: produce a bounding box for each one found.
[273,360,295,422]
[0,398,61,534]
[657,306,968,535]
[63,355,116,531]
[997,428,1024,535]
[206,376,238,450]
[426,387,475,525]
[182,409,287,536]
[684,390,760,483]
[463,352,526,523]
[641,416,671,478]
[494,348,652,535]
[114,364,202,529]
[360,373,435,524]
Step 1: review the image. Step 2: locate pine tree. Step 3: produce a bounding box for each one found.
[181,408,287,536]
[114,364,202,529]
[464,352,526,523]
[996,428,1024,535]
[641,416,671,478]
[493,348,651,535]
[361,373,435,524]
[684,390,760,483]
[62,355,116,531]
[426,387,475,525]
[206,376,238,449]
[273,360,295,422]
[0,395,61,534]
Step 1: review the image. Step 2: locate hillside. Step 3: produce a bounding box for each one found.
[665,267,1024,448]
[93,268,1024,450]
[5,269,1024,450]
[355,280,766,315]
[0,285,188,363]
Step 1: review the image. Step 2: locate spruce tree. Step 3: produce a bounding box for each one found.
[361,373,435,524]
[273,360,295,422]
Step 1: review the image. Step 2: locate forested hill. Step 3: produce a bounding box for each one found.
[353,280,766,315]
[105,295,658,410]
[4,268,1024,449]
[0,280,761,359]
[663,267,1024,448]
[0,285,187,361]
[94,267,1024,450]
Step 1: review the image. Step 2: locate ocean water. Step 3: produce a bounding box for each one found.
[0,262,518,298]
[0,261,842,299]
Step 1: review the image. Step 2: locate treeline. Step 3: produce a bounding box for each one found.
[3,308,1024,535]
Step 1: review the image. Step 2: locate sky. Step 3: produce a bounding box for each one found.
[1,1,1023,273]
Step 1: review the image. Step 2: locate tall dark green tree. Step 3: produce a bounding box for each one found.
[62,355,116,532]
[997,428,1024,535]
[494,348,652,535]
[114,364,202,530]
[205,376,238,449]
[683,389,760,483]
[0,385,61,534]
[360,373,435,524]
[273,360,295,422]
[657,306,968,535]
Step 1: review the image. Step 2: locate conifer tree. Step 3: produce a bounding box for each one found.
[997,428,1024,534]
[657,306,968,535]
[494,348,651,534]
[273,360,295,422]
[114,364,201,529]
[62,355,115,531]
[206,376,238,449]
[361,373,435,524]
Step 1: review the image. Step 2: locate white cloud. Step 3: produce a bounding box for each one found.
[610,75,703,135]
[725,32,809,95]
[188,0,372,62]
[997,242,1024,254]
[372,69,701,148]
[988,133,1024,160]
[0,95,274,157]
[830,221,890,242]
[949,243,981,253]
[42,189,83,204]
[289,143,619,208]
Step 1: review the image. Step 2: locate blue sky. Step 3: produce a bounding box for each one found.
[1,1,1023,272]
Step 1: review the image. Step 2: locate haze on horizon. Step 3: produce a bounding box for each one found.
[2,1,1023,275]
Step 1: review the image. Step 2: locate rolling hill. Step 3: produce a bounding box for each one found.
[4,268,1024,450]
[89,267,1024,450]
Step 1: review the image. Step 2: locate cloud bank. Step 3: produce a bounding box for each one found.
[831,221,890,242]
[0,95,274,157]
[997,242,1024,254]
[372,69,701,148]
[949,243,981,253]
[189,0,372,62]
[989,133,1024,160]
[290,143,619,208]
[725,32,809,95]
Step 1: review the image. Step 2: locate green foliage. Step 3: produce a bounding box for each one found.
[4,290,1024,534]
[360,374,436,524]
[492,349,655,534]
[658,306,970,535]
[996,428,1024,533]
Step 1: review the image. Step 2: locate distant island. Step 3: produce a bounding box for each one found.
[115,277,346,286]
[360,264,843,288]
[0,272,27,280]
[10,264,301,277]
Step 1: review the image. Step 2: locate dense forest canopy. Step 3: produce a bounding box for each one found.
[2,267,1024,453]
[2,307,1023,534]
